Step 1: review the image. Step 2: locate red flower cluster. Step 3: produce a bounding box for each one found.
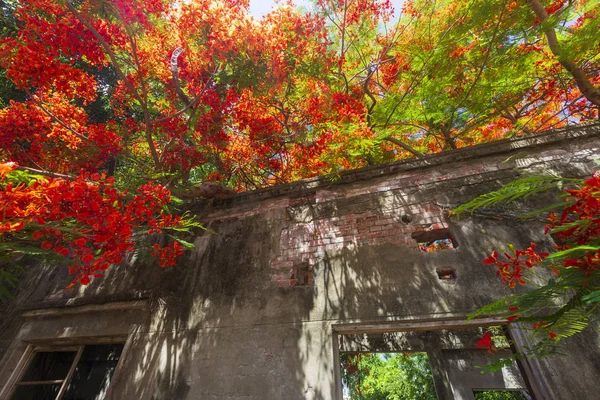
[546,174,600,276]
[483,243,549,288]
[546,0,567,15]
[478,172,600,346]
[0,162,186,286]
[151,241,184,268]
[148,214,184,235]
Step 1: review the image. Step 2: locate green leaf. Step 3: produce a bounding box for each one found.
[174,238,195,249]
[169,195,184,204]
[582,291,600,305]
[519,201,567,218]
[549,219,590,234]
[546,245,600,260]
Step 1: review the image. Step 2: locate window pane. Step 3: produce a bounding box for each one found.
[340,352,437,400]
[62,344,125,400]
[10,383,61,400]
[20,351,77,382]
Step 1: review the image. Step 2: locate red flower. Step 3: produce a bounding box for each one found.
[0,162,17,178]
[483,251,498,264]
[41,241,53,250]
[151,241,184,267]
[72,237,87,247]
[476,332,497,354]
[483,244,547,288]
[54,246,69,257]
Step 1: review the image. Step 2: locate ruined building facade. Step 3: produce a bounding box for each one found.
[1,124,599,399]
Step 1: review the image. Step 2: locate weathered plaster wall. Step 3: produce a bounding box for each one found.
[1,124,599,399]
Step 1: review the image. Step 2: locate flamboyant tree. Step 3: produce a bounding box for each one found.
[0,0,599,290]
[453,171,600,365]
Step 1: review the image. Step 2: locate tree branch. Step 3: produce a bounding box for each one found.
[16,166,76,180]
[381,12,469,130]
[450,6,506,126]
[382,136,424,158]
[65,1,162,168]
[527,0,600,107]
[170,47,191,106]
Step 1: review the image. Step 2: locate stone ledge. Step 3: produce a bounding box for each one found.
[18,290,151,312]
[188,122,600,211]
[20,300,148,318]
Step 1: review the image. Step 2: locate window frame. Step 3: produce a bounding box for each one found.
[331,317,546,400]
[4,336,131,400]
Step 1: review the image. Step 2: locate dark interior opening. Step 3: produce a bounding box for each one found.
[412,228,458,252]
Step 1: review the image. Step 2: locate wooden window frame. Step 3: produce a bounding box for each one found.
[3,335,133,400]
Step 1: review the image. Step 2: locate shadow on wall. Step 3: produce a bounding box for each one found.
[107,212,329,400]
[312,185,552,326]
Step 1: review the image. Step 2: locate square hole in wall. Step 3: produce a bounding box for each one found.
[436,267,457,282]
[291,262,313,286]
[412,228,458,253]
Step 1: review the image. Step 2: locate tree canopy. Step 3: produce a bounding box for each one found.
[341,352,437,400]
[1,0,598,186]
[0,0,599,287]
[340,352,530,399]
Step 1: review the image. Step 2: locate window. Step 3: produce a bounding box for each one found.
[8,343,124,400]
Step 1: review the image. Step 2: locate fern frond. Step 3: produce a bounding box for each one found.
[546,245,600,260]
[519,201,567,218]
[583,291,600,305]
[451,175,581,217]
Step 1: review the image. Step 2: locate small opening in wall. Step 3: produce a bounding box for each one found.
[291,262,313,286]
[412,228,458,252]
[436,267,456,281]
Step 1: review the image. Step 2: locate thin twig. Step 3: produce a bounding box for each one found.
[16,166,76,180]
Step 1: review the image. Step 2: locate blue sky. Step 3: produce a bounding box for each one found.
[249,0,406,19]
[249,0,311,17]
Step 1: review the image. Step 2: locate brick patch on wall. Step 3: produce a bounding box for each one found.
[270,201,450,287]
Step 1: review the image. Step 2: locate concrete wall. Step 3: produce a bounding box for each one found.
[1,124,599,399]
